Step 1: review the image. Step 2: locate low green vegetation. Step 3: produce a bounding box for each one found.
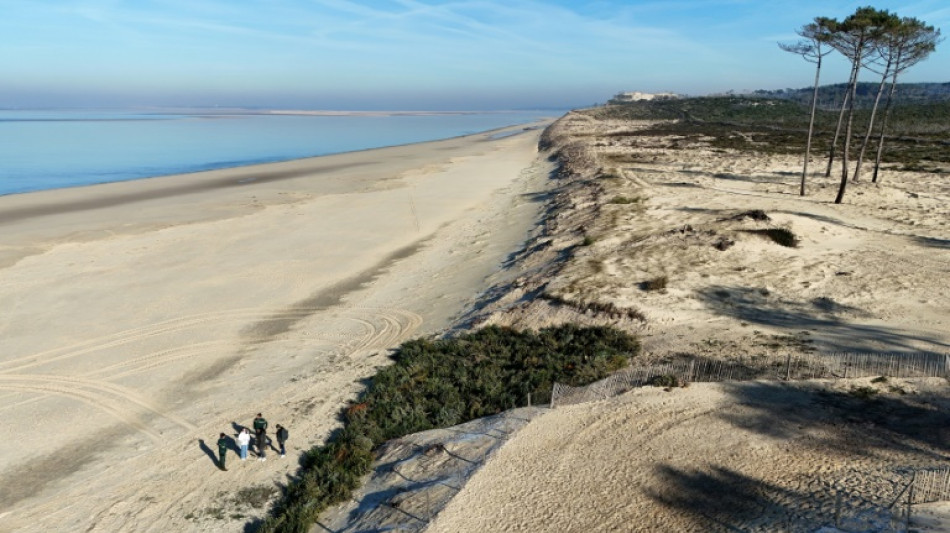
[640,275,669,292]
[647,374,684,388]
[849,385,879,399]
[238,485,278,510]
[743,228,800,248]
[608,195,642,205]
[259,324,640,532]
[584,96,950,168]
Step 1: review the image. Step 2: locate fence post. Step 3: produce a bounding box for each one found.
[785,353,792,381]
[907,471,916,530]
[527,392,531,407]
[834,490,841,528]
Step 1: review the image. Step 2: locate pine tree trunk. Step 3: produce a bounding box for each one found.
[826,83,852,178]
[872,74,900,183]
[854,60,892,181]
[802,57,823,196]
[835,54,863,204]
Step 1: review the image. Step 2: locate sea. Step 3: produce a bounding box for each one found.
[0,109,556,196]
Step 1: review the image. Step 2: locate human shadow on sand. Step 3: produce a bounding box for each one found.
[198,439,219,468]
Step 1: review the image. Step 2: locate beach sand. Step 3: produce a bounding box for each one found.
[0,123,553,532]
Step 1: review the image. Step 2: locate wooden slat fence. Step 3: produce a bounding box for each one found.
[551,352,949,408]
[911,468,950,505]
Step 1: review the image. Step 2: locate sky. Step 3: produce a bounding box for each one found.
[2,0,948,110]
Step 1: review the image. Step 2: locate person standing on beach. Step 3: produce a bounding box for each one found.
[217,433,229,471]
[275,424,289,458]
[253,413,268,461]
[237,428,251,461]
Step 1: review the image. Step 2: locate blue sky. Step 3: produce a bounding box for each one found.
[2,0,948,110]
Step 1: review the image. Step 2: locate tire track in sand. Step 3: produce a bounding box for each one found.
[0,307,421,440]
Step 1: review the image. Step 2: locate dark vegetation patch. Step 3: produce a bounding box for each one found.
[849,386,879,400]
[713,237,736,251]
[259,325,640,532]
[608,195,642,205]
[583,96,950,164]
[647,374,688,389]
[742,228,799,248]
[724,210,771,222]
[640,276,669,292]
[542,292,648,321]
[237,485,279,510]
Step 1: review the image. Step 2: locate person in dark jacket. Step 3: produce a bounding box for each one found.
[275,424,289,458]
[216,433,229,471]
[253,413,268,461]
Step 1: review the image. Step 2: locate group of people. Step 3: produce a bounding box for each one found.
[215,413,289,471]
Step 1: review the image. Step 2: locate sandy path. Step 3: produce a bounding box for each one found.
[0,123,552,532]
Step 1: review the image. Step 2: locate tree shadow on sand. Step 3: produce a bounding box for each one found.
[647,464,814,531]
[718,381,950,461]
[647,461,911,532]
[648,382,950,531]
[696,285,950,355]
[912,235,950,250]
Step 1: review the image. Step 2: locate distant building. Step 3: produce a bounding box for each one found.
[609,91,679,104]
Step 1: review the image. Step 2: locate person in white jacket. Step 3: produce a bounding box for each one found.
[237,428,251,461]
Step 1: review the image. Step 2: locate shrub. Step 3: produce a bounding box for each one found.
[743,228,799,248]
[259,325,640,532]
[609,196,641,205]
[849,386,879,399]
[640,276,668,291]
[870,376,888,384]
[647,374,681,388]
[236,485,278,510]
[727,209,770,221]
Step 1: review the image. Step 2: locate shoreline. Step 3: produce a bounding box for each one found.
[0,114,553,198]
[0,120,550,265]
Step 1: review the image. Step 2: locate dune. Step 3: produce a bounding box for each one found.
[420,110,950,532]
[318,109,949,532]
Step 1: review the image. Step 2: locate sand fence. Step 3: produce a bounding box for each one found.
[911,467,950,505]
[551,351,949,408]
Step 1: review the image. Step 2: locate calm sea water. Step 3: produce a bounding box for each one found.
[0,109,554,196]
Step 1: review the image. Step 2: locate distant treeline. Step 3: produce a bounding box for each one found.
[751,81,950,109]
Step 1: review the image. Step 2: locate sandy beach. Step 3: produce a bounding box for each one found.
[4,105,948,532]
[0,123,553,532]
